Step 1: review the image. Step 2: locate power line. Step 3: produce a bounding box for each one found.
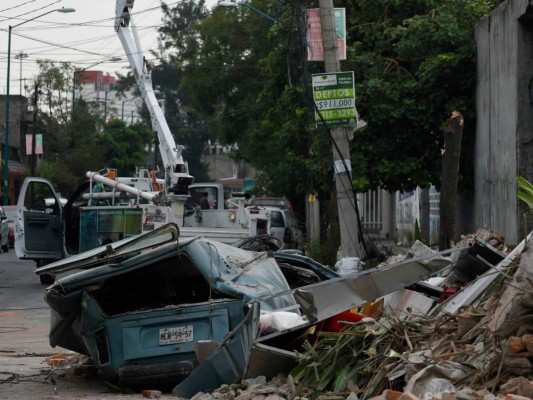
[0,0,61,24]
[0,0,39,14]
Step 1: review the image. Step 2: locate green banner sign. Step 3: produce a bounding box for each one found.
[312,71,358,127]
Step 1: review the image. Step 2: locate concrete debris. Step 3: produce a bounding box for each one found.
[488,240,533,337]
[188,375,293,400]
[287,234,533,400]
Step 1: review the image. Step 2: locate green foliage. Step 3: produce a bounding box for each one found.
[517,176,533,210]
[29,61,151,197]
[345,0,496,192]
[96,120,154,177]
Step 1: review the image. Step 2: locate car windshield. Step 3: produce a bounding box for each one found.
[270,211,285,228]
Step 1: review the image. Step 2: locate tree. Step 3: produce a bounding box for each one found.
[30,61,105,195]
[343,0,497,193]
[95,120,154,177]
[134,0,498,262]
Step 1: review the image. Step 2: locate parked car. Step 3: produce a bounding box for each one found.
[0,206,10,252]
[3,205,17,248]
[266,207,304,250]
[248,196,293,211]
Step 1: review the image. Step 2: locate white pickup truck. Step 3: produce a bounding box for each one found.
[15,175,273,283]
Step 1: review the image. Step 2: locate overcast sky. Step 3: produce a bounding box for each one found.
[0,0,187,96]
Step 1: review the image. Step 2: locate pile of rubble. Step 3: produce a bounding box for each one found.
[287,233,533,400]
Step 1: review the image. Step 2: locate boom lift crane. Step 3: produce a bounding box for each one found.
[114,0,193,197]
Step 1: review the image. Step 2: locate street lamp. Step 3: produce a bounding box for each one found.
[218,1,280,25]
[3,7,76,205]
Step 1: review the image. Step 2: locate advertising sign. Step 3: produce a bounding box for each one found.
[306,8,346,61]
[312,71,358,127]
[26,133,43,154]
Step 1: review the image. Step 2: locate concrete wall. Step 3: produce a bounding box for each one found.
[474,0,533,245]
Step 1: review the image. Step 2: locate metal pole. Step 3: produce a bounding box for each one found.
[19,54,23,95]
[122,100,125,120]
[239,2,279,24]
[3,26,12,205]
[31,82,38,176]
[104,90,108,123]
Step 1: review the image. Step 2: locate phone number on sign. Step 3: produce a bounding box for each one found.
[316,108,357,120]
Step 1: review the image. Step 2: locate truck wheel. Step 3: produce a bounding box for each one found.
[2,241,8,252]
[39,274,55,285]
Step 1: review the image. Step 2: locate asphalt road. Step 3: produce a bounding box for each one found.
[0,247,47,310]
[0,246,190,399]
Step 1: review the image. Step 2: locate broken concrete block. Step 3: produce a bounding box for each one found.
[235,393,252,400]
[382,389,402,400]
[522,334,533,353]
[508,337,526,353]
[264,394,285,400]
[455,387,483,400]
[441,393,457,400]
[142,390,162,399]
[191,392,214,400]
[503,356,533,376]
[474,389,494,400]
[398,391,421,400]
[499,377,533,398]
[499,395,533,400]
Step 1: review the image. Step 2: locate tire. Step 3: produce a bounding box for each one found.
[39,273,55,285]
[2,243,8,252]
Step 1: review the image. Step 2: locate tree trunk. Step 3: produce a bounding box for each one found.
[439,111,464,250]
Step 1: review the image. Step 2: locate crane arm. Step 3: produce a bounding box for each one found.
[114,0,193,196]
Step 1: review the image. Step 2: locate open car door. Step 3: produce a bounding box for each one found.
[15,177,64,263]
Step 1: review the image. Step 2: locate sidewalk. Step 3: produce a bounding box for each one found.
[0,307,178,399]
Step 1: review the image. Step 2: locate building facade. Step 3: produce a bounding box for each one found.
[0,95,29,204]
[76,70,142,125]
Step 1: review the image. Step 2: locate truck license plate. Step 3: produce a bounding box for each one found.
[159,326,193,345]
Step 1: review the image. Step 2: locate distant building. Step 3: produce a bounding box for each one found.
[0,95,30,204]
[75,70,142,125]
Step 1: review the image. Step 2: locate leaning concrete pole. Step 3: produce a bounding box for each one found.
[318,0,365,258]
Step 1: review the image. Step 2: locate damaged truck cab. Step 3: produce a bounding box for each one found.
[37,223,299,386]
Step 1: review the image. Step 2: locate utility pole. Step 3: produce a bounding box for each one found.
[14,51,28,95]
[31,82,39,176]
[318,0,365,259]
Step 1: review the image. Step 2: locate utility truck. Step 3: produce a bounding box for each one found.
[14,0,277,282]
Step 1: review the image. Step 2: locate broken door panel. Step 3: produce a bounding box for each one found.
[16,177,63,261]
[172,303,259,398]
